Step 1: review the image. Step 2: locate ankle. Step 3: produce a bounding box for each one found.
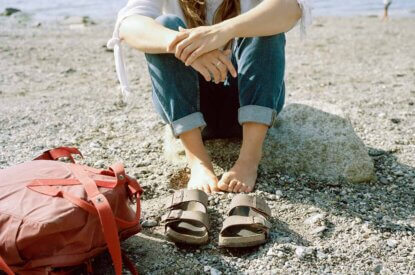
[235,155,261,170]
[188,158,214,170]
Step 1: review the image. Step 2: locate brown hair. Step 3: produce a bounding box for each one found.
[179,0,241,28]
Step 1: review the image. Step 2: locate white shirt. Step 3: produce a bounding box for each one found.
[107,0,313,101]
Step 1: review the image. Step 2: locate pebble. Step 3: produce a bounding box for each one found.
[204,266,211,272]
[295,246,314,259]
[316,251,328,260]
[304,213,326,225]
[374,264,383,274]
[311,226,328,235]
[379,177,388,184]
[141,219,158,227]
[94,159,105,168]
[386,239,398,248]
[210,267,222,275]
[275,190,283,199]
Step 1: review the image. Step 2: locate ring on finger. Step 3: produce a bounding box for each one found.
[215,61,223,67]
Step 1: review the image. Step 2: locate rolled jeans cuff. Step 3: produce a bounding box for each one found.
[171,112,207,137]
[238,105,277,127]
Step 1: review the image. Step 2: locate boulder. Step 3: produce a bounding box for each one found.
[262,101,375,183]
[163,101,376,183]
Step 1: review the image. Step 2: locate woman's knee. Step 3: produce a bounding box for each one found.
[235,33,286,58]
[155,14,186,31]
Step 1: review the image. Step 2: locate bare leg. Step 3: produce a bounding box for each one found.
[180,128,219,194]
[218,122,268,193]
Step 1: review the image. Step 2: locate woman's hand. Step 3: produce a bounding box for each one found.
[167,24,235,66]
[190,49,237,84]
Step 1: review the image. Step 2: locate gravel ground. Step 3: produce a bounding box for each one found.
[0,15,414,274]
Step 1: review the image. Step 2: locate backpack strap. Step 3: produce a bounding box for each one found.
[70,164,123,275]
[0,255,14,275]
[34,147,83,163]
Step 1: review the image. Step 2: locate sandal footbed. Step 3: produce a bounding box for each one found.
[219,205,269,248]
[165,194,209,244]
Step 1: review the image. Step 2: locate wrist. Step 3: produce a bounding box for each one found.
[218,18,238,40]
[165,30,178,54]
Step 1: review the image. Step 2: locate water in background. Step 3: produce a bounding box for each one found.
[0,0,414,20]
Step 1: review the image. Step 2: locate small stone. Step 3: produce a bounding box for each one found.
[390,118,401,124]
[311,226,327,235]
[94,159,105,168]
[394,170,404,176]
[379,177,388,184]
[141,219,157,227]
[210,267,222,275]
[204,266,211,272]
[63,68,76,74]
[267,249,276,256]
[374,264,383,274]
[386,239,398,248]
[295,246,314,259]
[275,190,283,199]
[304,213,326,225]
[316,251,327,259]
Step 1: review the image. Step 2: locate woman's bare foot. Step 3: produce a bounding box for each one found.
[218,122,268,193]
[187,161,219,194]
[180,127,219,194]
[218,157,259,193]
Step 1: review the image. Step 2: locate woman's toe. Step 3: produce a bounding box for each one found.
[218,174,230,191]
[228,180,238,192]
[209,181,220,192]
[203,184,211,194]
[233,181,243,192]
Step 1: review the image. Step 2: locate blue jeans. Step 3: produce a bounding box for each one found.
[145,14,286,138]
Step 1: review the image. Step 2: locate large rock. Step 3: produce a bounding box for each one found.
[163,101,376,183]
[262,102,375,183]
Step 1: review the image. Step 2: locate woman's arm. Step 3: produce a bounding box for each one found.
[223,0,301,38]
[119,15,236,82]
[119,15,187,54]
[170,0,302,65]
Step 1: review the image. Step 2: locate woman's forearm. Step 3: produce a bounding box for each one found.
[119,15,177,54]
[220,0,302,38]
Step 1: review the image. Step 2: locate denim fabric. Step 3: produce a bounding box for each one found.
[144,14,286,138]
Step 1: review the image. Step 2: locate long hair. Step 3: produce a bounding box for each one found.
[179,0,241,28]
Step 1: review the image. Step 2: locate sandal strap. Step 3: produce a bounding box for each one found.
[228,194,271,217]
[166,189,208,209]
[162,209,210,231]
[220,215,271,234]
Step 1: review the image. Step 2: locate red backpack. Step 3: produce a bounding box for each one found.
[0,147,143,275]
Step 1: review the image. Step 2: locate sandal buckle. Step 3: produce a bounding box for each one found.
[167,209,183,220]
[171,190,184,205]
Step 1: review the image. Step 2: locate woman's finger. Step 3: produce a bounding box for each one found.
[217,52,237,78]
[213,59,227,82]
[167,31,189,53]
[193,64,211,82]
[175,38,193,60]
[185,47,205,66]
[205,62,221,84]
[180,43,199,65]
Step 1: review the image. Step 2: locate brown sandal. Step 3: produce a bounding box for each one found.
[219,194,271,248]
[162,189,210,245]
